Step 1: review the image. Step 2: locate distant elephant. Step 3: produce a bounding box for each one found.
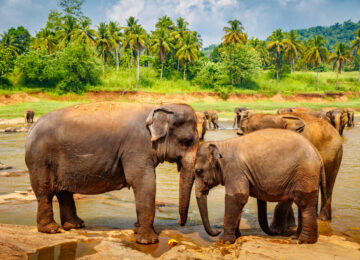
[320,108,348,135]
[343,108,355,127]
[25,102,199,244]
[194,129,326,244]
[24,109,35,124]
[233,107,248,129]
[196,111,207,141]
[204,111,219,129]
[237,112,342,232]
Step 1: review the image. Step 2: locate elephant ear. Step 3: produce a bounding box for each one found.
[146,107,174,142]
[208,144,223,169]
[280,115,305,133]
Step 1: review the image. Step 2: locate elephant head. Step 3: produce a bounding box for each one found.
[194,144,223,236]
[343,108,354,127]
[276,108,293,114]
[326,109,348,135]
[146,104,199,226]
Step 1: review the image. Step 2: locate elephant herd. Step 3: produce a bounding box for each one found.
[24,102,355,246]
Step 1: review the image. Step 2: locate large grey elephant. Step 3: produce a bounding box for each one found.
[25,102,199,244]
[237,112,342,233]
[194,129,325,244]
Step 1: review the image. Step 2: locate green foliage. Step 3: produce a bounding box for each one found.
[194,61,227,88]
[0,26,31,54]
[0,47,15,79]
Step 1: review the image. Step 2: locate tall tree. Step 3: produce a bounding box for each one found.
[155,16,175,31]
[58,0,85,17]
[57,15,78,47]
[96,22,111,74]
[32,28,57,54]
[173,17,189,71]
[267,29,287,81]
[304,35,329,91]
[73,17,96,46]
[0,26,31,54]
[151,29,174,79]
[124,16,139,66]
[130,24,147,88]
[108,21,123,70]
[176,33,200,80]
[328,43,353,89]
[350,29,360,82]
[222,19,246,85]
[284,30,303,72]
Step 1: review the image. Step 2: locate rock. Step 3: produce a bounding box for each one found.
[3,127,28,133]
[0,162,12,170]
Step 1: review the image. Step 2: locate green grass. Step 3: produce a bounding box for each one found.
[0,100,86,119]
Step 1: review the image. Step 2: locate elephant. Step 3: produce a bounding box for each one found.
[343,108,355,127]
[204,111,219,129]
[25,102,199,244]
[320,108,348,135]
[195,111,207,141]
[237,112,342,232]
[24,109,35,124]
[194,129,326,244]
[277,107,312,115]
[232,107,248,129]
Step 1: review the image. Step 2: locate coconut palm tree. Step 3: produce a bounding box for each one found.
[57,15,78,47]
[108,21,123,70]
[123,16,139,66]
[328,43,353,89]
[73,17,96,46]
[155,16,175,31]
[304,35,329,91]
[151,29,174,79]
[130,24,147,88]
[32,28,57,54]
[267,29,287,81]
[176,33,200,80]
[350,29,360,82]
[284,30,303,72]
[96,22,111,74]
[173,17,189,71]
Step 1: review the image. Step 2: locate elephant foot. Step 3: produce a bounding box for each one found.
[136,227,159,244]
[318,209,331,221]
[38,221,61,234]
[298,233,318,244]
[235,228,242,238]
[219,234,237,244]
[269,222,286,235]
[62,216,85,231]
[133,223,140,234]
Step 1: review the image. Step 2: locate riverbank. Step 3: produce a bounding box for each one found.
[1,223,359,259]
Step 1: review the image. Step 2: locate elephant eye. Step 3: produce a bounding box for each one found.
[181,138,193,147]
[195,169,203,176]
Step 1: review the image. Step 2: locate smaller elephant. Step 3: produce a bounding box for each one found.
[233,107,248,129]
[194,129,326,244]
[204,111,219,129]
[24,109,35,124]
[196,111,207,141]
[343,108,355,127]
[321,108,348,135]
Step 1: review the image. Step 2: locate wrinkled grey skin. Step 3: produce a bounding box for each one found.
[204,111,219,129]
[233,107,248,129]
[24,109,35,124]
[25,102,199,244]
[194,129,325,244]
[343,108,355,127]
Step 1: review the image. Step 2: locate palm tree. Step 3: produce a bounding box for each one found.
[176,33,200,80]
[304,35,329,91]
[267,29,287,81]
[328,43,353,89]
[57,15,78,48]
[32,28,57,54]
[151,29,174,79]
[108,21,123,70]
[155,16,175,31]
[95,22,111,74]
[222,20,246,85]
[350,29,360,82]
[130,24,147,88]
[173,17,189,71]
[73,17,96,46]
[124,16,139,66]
[284,30,303,72]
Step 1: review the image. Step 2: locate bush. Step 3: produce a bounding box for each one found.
[194,61,227,88]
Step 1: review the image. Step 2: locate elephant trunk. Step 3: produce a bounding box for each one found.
[196,195,221,236]
[257,199,279,236]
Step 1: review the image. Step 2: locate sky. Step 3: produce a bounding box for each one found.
[1,0,360,47]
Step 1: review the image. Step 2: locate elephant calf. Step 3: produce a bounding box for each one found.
[196,111,207,141]
[204,111,219,129]
[24,109,35,124]
[194,129,326,244]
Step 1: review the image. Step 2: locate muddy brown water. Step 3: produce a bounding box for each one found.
[0,120,359,259]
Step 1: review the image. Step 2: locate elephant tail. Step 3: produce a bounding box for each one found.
[257,199,279,236]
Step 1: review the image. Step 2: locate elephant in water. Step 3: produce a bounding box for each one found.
[237,112,342,233]
[204,111,219,129]
[196,111,207,141]
[24,109,35,124]
[25,102,199,244]
[194,129,325,244]
[343,108,355,127]
[232,107,248,129]
[320,107,348,135]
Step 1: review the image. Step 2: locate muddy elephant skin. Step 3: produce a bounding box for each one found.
[195,111,207,141]
[24,109,35,124]
[204,111,219,129]
[25,102,199,244]
[194,129,325,244]
[238,112,342,231]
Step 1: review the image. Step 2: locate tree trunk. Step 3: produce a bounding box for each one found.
[291,58,295,72]
[160,62,163,80]
[177,60,180,72]
[358,64,360,82]
[115,47,119,71]
[136,46,140,89]
[102,51,105,74]
[276,50,279,81]
[316,66,319,92]
[183,62,187,80]
[336,67,339,90]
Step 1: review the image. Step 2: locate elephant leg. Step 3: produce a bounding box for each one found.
[296,207,302,236]
[220,189,249,244]
[295,193,318,244]
[56,190,84,230]
[270,201,294,234]
[130,167,158,244]
[36,193,61,234]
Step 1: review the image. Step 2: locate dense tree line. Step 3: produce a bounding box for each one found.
[0,0,359,93]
